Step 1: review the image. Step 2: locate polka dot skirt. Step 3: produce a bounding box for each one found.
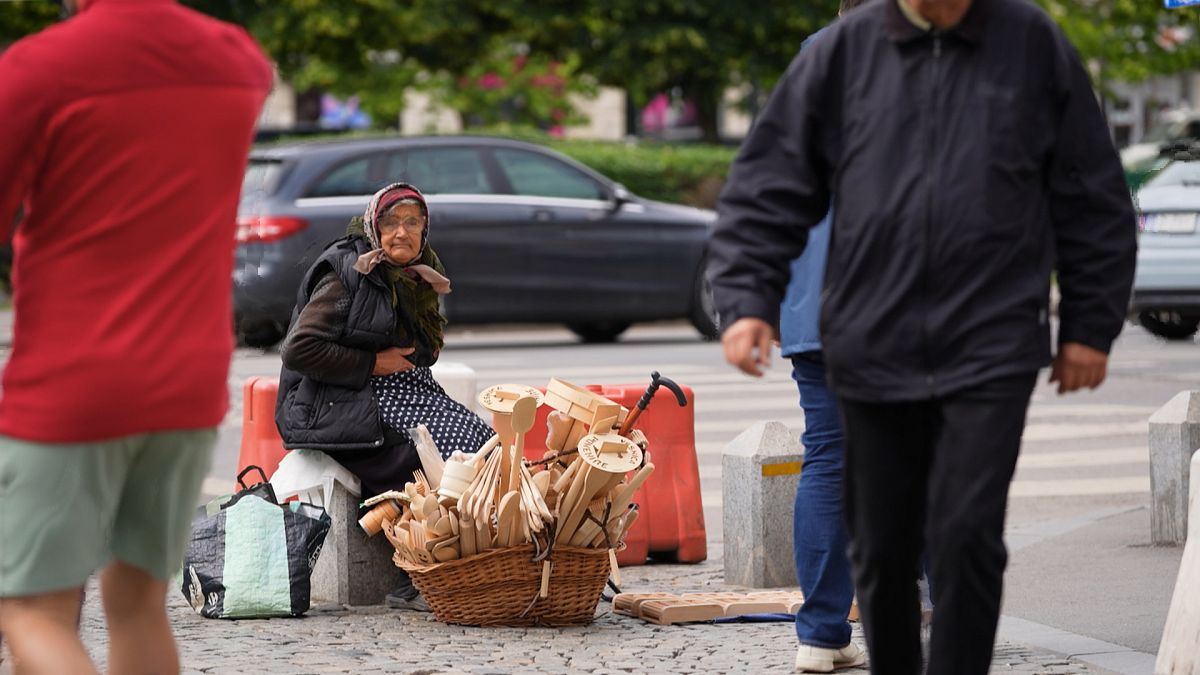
[372,366,494,459]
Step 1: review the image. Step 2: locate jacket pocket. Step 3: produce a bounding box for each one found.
[284,379,324,430]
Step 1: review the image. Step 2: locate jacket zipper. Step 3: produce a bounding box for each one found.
[923,35,943,394]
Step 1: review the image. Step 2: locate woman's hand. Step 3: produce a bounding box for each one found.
[373,346,417,375]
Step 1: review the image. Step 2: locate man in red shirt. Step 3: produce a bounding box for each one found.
[0,0,270,671]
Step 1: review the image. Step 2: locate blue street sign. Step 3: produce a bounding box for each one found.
[1167,0,1200,8]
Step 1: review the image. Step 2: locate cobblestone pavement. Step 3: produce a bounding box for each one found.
[0,558,1113,674]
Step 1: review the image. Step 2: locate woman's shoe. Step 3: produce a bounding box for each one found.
[794,642,867,672]
[385,588,430,612]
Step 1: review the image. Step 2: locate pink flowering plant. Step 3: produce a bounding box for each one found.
[436,49,593,132]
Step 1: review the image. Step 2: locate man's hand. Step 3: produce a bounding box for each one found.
[1049,342,1108,394]
[721,317,777,377]
[373,346,416,375]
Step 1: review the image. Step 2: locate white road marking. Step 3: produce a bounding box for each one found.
[1017,447,1146,469]
[1021,421,1146,442]
[1008,476,1150,497]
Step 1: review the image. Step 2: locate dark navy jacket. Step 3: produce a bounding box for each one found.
[709,0,1137,401]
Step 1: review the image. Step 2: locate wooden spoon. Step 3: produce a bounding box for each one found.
[509,396,538,492]
[434,545,461,562]
[432,515,453,537]
[495,491,521,547]
[531,470,552,500]
[556,465,611,544]
[521,464,553,522]
[475,449,506,520]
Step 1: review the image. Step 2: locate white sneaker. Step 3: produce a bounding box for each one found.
[794,643,867,672]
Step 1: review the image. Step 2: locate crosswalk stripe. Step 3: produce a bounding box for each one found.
[695,418,803,434]
[700,475,1151,508]
[694,398,804,414]
[693,419,1149,442]
[1017,447,1146,469]
[474,364,713,383]
[696,447,1147,476]
[1025,404,1156,418]
[1021,421,1146,442]
[1008,476,1150,497]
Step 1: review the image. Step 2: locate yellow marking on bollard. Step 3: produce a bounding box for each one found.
[761,461,802,477]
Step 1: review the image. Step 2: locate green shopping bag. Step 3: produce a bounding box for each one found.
[181,466,331,619]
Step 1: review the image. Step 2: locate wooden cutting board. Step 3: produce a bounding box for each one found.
[608,591,853,625]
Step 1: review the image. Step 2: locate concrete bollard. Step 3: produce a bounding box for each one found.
[310,479,399,606]
[431,361,477,410]
[1149,391,1200,545]
[1155,448,1200,674]
[722,420,804,587]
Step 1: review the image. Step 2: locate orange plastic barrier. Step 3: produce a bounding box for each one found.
[241,375,707,566]
[521,383,707,566]
[235,376,288,491]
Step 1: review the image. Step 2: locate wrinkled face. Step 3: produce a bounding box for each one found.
[377,203,425,265]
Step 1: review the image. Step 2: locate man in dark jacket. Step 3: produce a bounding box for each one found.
[708,0,1136,672]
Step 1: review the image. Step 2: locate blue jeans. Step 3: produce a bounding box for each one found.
[791,352,855,648]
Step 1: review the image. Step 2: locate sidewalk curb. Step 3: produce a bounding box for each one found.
[999,615,1156,675]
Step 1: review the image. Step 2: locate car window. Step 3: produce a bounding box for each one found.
[492,148,604,200]
[1144,160,1200,189]
[307,156,376,197]
[391,148,494,195]
[241,159,284,206]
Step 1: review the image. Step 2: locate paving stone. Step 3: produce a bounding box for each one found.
[37,567,1118,675]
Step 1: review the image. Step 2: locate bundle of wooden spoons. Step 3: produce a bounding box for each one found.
[384,378,655,571]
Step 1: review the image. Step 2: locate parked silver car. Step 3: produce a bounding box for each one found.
[1131,153,1200,340]
[235,135,719,347]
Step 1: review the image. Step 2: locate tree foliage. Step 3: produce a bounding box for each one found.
[0,1,58,48]
[6,0,1200,139]
[1036,0,1200,83]
[513,0,836,141]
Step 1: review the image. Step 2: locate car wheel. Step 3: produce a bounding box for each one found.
[688,265,719,340]
[567,321,631,343]
[1138,311,1200,340]
[238,320,285,349]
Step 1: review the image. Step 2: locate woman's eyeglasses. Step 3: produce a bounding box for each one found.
[379,216,426,234]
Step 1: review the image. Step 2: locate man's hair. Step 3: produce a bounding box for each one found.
[839,0,870,13]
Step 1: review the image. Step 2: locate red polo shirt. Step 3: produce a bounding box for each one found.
[0,0,271,442]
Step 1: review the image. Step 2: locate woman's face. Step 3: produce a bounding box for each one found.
[377,203,425,264]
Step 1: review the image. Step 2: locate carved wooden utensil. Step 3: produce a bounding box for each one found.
[509,395,538,493]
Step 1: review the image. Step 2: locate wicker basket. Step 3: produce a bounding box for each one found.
[395,544,611,626]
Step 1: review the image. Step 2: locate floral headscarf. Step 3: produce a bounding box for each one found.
[352,182,451,295]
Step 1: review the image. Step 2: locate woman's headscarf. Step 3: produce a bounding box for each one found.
[352,182,451,295]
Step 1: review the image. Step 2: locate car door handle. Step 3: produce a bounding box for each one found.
[532,209,555,222]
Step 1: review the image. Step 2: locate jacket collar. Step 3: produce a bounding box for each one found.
[883,0,988,45]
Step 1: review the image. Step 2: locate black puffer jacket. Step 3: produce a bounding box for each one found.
[708,0,1137,401]
[275,236,414,451]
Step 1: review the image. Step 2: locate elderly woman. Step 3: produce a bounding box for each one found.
[275,182,493,503]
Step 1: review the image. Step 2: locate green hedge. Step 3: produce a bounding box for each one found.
[545,139,735,209]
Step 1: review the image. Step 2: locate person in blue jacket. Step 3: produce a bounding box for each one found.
[782,212,868,673]
[779,4,869,671]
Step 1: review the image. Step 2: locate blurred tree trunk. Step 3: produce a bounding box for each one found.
[690,82,722,144]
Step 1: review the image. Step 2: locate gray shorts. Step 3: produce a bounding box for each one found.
[0,428,215,596]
